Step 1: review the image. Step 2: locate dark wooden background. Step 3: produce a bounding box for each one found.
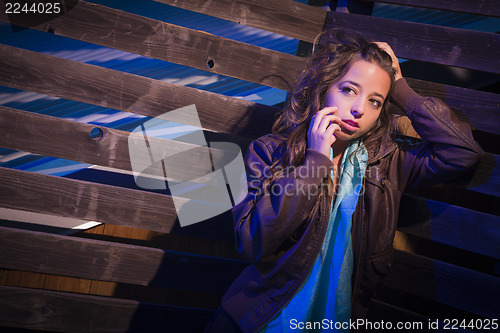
[0,0,498,332]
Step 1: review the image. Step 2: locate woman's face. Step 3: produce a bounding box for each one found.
[324,59,391,142]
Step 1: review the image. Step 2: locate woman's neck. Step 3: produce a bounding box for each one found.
[331,140,349,166]
[330,140,350,192]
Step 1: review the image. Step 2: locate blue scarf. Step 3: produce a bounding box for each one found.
[261,140,368,332]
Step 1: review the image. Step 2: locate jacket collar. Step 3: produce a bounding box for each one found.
[367,134,397,165]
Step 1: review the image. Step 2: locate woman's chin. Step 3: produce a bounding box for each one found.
[335,130,361,142]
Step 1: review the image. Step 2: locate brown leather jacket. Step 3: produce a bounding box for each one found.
[220,79,483,332]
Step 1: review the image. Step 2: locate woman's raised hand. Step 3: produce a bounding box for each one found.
[375,42,403,81]
[307,106,341,156]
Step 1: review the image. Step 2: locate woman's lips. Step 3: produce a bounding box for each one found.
[341,119,359,132]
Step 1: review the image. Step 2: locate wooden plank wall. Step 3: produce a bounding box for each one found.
[0,0,498,332]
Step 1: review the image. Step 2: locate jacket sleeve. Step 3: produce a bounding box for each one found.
[391,79,484,191]
[231,136,334,263]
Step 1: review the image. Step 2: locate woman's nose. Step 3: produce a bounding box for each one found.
[351,101,365,118]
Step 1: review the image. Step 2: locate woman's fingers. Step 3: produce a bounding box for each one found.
[310,106,337,131]
[327,120,341,133]
[374,42,403,80]
[317,114,340,133]
[307,107,341,156]
[375,42,395,59]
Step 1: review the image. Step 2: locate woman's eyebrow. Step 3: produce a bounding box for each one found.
[372,92,386,100]
[342,80,360,88]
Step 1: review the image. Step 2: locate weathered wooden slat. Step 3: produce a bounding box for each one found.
[2,107,497,197]
[0,0,303,92]
[383,250,500,319]
[368,300,430,330]
[0,167,179,233]
[398,194,500,259]
[0,106,245,181]
[0,0,472,108]
[368,299,477,332]
[155,0,327,43]
[0,226,245,294]
[0,102,496,203]
[0,285,214,333]
[446,152,500,198]
[404,79,500,135]
[0,44,278,139]
[323,11,500,73]
[363,0,500,17]
[1,44,498,137]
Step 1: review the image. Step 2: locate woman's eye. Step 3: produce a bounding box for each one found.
[370,99,382,108]
[341,87,355,95]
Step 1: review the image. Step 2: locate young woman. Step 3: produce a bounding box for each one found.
[205,30,483,333]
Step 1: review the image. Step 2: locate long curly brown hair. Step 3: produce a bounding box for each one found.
[272,29,397,169]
